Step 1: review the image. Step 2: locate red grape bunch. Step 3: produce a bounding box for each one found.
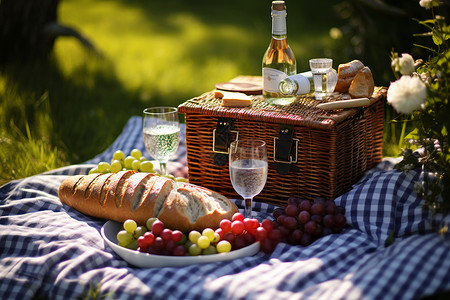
[272,197,347,246]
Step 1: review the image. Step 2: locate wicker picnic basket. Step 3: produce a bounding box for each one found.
[178,78,386,207]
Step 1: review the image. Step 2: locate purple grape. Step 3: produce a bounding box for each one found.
[233,235,247,250]
[287,197,300,205]
[283,216,298,229]
[304,221,317,235]
[277,214,287,226]
[298,210,311,224]
[313,197,325,205]
[273,208,285,219]
[325,200,337,215]
[268,229,283,243]
[311,214,322,224]
[311,203,325,215]
[285,204,299,217]
[323,214,335,228]
[334,213,347,228]
[290,229,303,245]
[336,206,346,215]
[300,233,313,246]
[314,224,323,236]
[298,200,312,212]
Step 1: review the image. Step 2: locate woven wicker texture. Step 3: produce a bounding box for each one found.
[178,86,386,206]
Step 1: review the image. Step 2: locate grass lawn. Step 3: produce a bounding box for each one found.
[0,0,401,186]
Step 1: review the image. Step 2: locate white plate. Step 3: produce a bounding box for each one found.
[101,220,260,268]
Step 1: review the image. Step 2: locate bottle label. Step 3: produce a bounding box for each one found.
[263,68,288,93]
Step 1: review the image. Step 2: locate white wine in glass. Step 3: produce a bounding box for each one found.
[143,107,180,176]
[229,139,268,218]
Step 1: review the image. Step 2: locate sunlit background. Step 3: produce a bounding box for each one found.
[0,0,435,184]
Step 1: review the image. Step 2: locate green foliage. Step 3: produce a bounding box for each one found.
[390,4,450,216]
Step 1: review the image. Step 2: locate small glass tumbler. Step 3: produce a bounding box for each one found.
[309,58,333,100]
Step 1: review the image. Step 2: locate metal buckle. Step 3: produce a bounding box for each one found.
[273,137,299,164]
[212,129,239,154]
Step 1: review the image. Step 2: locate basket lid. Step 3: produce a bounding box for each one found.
[178,76,386,130]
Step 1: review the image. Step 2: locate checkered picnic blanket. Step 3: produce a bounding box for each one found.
[1,116,449,300]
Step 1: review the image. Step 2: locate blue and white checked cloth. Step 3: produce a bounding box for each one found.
[1,116,449,300]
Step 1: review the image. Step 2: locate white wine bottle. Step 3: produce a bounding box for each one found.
[278,69,338,96]
[262,0,296,105]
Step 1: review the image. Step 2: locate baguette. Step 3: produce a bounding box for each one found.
[58,172,238,232]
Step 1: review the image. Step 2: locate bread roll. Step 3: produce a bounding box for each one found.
[334,60,364,93]
[58,172,238,232]
[349,67,375,98]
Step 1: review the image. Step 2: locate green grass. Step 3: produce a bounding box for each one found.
[0,0,401,186]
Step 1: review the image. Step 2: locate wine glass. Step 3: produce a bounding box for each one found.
[143,107,180,176]
[229,139,268,218]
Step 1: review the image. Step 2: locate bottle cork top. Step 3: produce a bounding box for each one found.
[272,1,286,11]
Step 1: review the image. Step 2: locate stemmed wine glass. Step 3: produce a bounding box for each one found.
[143,107,180,176]
[229,139,268,218]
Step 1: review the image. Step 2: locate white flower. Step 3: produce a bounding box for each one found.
[387,75,427,114]
[419,0,441,9]
[392,53,416,75]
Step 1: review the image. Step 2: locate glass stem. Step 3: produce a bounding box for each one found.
[244,197,253,218]
[160,162,167,176]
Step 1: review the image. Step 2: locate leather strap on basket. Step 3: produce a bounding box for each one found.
[212,118,235,166]
[274,125,299,175]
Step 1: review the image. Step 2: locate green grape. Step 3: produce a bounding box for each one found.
[98,162,110,173]
[139,156,148,162]
[146,217,158,229]
[202,228,215,242]
[117,230,133,245]
[189,231,201,244]
[216,240,232,253]
[134,226,147,238]
[164,174,176,181]
[118,241,129,247]
[175,177,187,182]
[188,243,202,256]
[110,160,123,173]
[113,150,125,161]
[131,159,141,171]
[197,236,211,249]
[89,167,100,174]
[184,240,193,250]
[124,156,135,169]
[123,219,137,233]
[213,232,221,243]
[177,233,187,245]
[125,239,138,250]
[130,149,142,160]
[202,245,217,255]
[140,161,153,172]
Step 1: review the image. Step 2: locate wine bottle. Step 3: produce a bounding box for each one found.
[262,0,296,105]
[278,69,338,96]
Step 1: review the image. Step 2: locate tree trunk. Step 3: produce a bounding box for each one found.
[0,0,99,67]
[0,0,60,65]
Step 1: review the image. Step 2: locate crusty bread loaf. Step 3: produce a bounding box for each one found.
[348,67,375,98]
[58,172,238,232]
[157,184,237,232]
[334,60,364,93]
